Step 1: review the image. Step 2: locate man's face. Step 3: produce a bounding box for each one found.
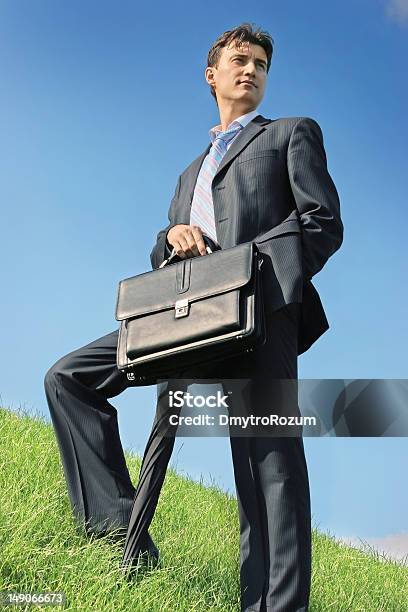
[206,41,268,109]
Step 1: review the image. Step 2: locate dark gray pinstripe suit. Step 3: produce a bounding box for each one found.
[151,114,343,354]
[44,114,342,612]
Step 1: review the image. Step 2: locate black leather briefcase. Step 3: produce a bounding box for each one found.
[115,240,266,385]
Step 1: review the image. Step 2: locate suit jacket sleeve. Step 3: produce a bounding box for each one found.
[287,117,343,280]
[150,175,182,270]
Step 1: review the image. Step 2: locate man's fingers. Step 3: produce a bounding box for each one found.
[170,224,208,258]
[190,226,207,256]
[177,228,200,257]
[173,240,187,259]
[179,234,197,257]
[178,235,197,258]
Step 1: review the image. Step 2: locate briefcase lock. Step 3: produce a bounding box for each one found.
[175,298,189,318]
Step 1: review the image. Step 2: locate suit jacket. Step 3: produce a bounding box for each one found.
[150,114,343,355]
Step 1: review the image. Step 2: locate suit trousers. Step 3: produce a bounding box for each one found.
[44,303,311,612]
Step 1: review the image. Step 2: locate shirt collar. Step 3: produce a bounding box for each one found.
[209,109,260,143]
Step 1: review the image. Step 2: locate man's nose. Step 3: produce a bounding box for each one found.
[243,62,256,75]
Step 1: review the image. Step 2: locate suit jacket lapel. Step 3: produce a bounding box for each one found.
[187,114,272,208]
[212,114,271,182]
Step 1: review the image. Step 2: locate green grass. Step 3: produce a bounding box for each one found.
[0,406,407,611]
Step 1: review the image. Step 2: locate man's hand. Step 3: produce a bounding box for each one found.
[166,224,208,259]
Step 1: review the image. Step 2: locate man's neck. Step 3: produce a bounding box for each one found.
[217,104,257,131]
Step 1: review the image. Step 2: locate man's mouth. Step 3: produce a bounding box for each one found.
[239,80,257,88]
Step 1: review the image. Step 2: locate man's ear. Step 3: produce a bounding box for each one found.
[205,66,216,87]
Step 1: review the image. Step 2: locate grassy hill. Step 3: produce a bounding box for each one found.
[0,407,407,611]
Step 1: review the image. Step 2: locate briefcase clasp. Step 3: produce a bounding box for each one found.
[175,298,189,318]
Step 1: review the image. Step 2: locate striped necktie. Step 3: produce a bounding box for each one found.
[190,120,243,244]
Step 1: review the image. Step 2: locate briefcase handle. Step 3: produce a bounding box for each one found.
[159,244,213,269]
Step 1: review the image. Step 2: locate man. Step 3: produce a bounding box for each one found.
[44,23,342,612]
[122,22,342,612]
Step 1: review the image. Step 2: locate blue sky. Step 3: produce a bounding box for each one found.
[1,1,407,561]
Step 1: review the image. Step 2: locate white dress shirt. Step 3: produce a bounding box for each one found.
[208,108,260,150]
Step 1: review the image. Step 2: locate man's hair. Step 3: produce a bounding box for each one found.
[207,22,274,104]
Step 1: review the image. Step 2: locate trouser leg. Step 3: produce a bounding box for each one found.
[44,329,136,536]
[227,305,311,612]
[121,378,187,564]
[260,436,311,612]
[121,360,228,564]
[231,435,311,612]
[228,435,268,611]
